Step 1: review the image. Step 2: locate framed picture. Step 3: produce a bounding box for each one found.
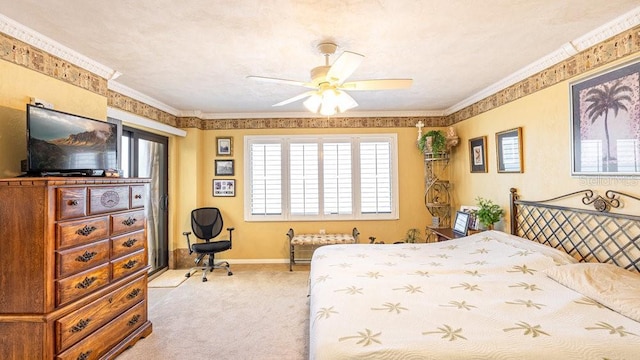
[216,137,233,156]
[496,127,523,173]
[212,179,235,197]
[570,60,640,176]
[452,211,470,236]
[460,205,479,230]
[469,136,488,173]
[215,159,234,176]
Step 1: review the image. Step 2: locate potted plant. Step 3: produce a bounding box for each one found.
[418,130,446,155]
[400,228,424,243]
[475,197,503,230]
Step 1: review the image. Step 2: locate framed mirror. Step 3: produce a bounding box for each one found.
[496,127,523,173]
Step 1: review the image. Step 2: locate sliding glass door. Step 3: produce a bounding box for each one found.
[121,127,169,275]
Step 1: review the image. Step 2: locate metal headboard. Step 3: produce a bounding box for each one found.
[509,188,640,272]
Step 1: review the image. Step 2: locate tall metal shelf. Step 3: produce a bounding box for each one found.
[424,151,451,229]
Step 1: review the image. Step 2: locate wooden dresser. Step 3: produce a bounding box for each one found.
[0,177,152,360]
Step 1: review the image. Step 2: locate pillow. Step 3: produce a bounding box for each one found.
[543,262,640,322]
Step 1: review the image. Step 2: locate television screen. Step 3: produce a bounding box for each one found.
[27,104,117,174]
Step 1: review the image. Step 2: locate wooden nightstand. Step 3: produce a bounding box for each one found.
[428,227,466,241]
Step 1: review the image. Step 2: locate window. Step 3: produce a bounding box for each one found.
[244,134,398,221]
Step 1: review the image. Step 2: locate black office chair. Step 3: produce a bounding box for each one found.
[183,207,234,282]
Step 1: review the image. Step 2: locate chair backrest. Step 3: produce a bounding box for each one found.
[191,207,223,241]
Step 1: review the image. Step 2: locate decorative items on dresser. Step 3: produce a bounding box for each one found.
[0,177,152,360]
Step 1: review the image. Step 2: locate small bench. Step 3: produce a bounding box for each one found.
[286,228,360,271]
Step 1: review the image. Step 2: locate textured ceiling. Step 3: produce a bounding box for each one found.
[1,1,639,118]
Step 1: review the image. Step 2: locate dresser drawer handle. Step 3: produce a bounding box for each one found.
[75,276,97,289]
[68,199,79,206]
[77,350,92,360]
[76,225,97,237]
[123,260,139,269]
[123,238,138,248]
[70,318,92,333]
[134,194,143,199]
[127,314,141,327]
[122,217,137,226]
[75,251,98,263]
[127,288,142,300]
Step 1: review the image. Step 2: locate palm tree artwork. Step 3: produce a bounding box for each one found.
[583,79,633,172]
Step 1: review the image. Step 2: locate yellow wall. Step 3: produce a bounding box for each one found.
[172,126,432,260]
[3,50,639,263]
[450,55,640,231]
[0,60,106,177]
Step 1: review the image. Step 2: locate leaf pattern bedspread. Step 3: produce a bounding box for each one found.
[308,231,640,359]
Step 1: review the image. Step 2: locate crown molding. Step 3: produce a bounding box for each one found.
[572,6,640,50]
[108,80,181,116]
[446,6,640,115]
[0,13,118,79]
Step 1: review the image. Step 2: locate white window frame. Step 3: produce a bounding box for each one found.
[244,134,399,221]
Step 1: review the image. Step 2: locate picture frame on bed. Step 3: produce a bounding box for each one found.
[570,59,640,176]
[452,211,470,235]
[469,136,488,173]
[496,127,523,173]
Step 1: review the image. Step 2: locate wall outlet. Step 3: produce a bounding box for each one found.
[319,229,326,235]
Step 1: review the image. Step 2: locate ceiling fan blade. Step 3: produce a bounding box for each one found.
[326,51,364,84]
[246,75,312,88]
[340,79,413,90]
[272,91,315,107]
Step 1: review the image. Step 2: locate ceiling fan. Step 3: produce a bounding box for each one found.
[247,42,413,116]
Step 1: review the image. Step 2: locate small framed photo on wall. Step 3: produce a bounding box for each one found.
[496,127,523,173]
[215,159,234,176]
[216,137,233,156]
[469,136,488,173]
[213,179,235,197]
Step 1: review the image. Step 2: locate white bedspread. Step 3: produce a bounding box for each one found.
[308,231,640,359]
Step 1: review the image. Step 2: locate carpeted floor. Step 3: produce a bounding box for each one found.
[116,265,310,360]
[148,269,190,288]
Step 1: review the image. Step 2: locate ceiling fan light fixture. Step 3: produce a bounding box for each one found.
[303,93,323,113]
[335,90,358,113]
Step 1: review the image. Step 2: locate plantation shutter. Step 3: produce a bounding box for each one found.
[250,143,282,215]
[323,142,352,215]
[360,141,392,214]
[290,143,319,215]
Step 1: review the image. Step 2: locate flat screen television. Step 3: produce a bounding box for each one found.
[26,104,117,175]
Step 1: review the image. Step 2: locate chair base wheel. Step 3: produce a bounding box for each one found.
[202,277,208,282]
[185,272,191,278]
[228,271,233,276]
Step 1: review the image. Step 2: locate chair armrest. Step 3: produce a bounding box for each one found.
[183,231,193,255]
[226,227,234,248]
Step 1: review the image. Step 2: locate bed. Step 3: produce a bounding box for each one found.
[308,188,640,359]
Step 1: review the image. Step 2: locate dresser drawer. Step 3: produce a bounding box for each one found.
[56,216,109,249]
[56,264,110,307]
[111,210,145,236]
[111,250,147,281]
[56,300,147,360]
[88,186,130,215]
[57,187,87,220]
[55,276,147,352]
[130,185,146,209]
[56,240,110,278]
[111,230,145,259]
